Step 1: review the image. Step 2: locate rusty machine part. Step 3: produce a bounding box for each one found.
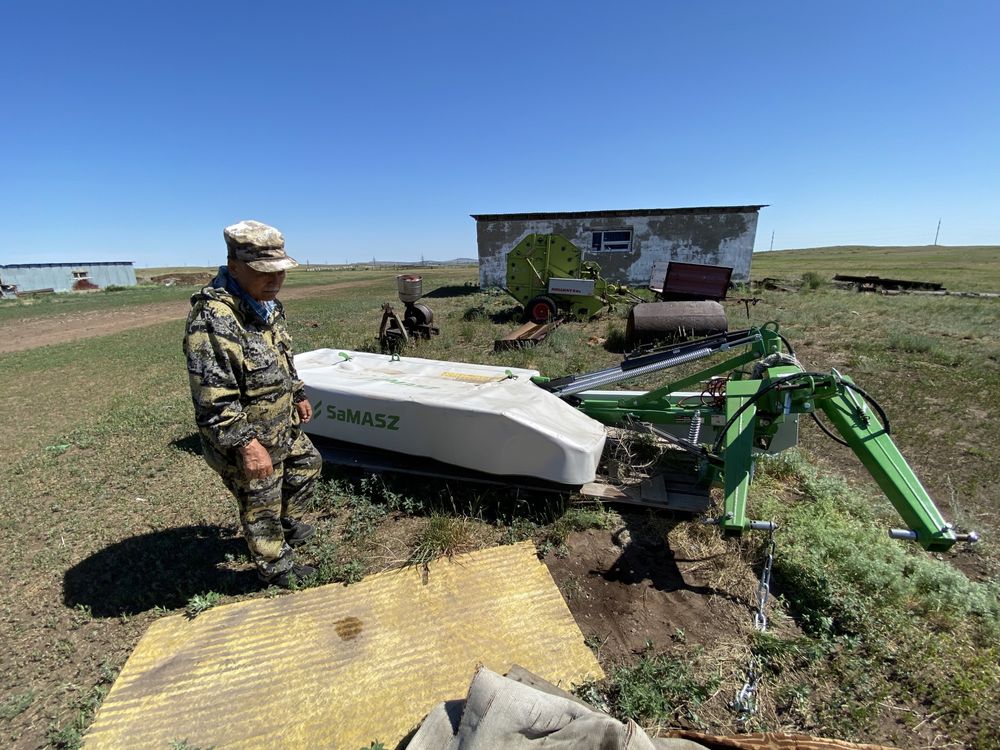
[494,316,564,352]
[729,296,763,319]
[378,302,409,347]
[649,261,733,301]
[625,300,728,346]
[378,275,439,351]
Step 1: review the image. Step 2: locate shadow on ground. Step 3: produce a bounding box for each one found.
[489,307,521,324]
[170,432,202,455]
[423,284,480,299]
[598,512,723,598]
[64,524,259,617]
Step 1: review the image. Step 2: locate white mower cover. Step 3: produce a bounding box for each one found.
[294,349,607,485]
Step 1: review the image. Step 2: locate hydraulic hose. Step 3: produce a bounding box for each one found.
[710,372,891,455]
[809,380,891,446]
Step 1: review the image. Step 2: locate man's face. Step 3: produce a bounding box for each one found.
[228,260,286,302]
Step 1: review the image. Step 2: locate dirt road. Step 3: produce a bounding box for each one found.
[0,280,380,354]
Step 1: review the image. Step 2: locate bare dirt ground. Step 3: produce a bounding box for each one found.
[545,522,743,662]
[0,280,381,354]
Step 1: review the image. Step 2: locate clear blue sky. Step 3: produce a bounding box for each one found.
[2,1,998,267]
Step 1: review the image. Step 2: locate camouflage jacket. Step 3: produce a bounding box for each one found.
[183,284,306,467]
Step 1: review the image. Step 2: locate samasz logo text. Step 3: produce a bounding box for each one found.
[313,400,400,430]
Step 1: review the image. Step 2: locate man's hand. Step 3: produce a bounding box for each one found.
[296,399,313,423]
[239,439,274,480]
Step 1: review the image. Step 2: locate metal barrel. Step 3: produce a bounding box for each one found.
[626,301,728,345]
[396,274,423,303]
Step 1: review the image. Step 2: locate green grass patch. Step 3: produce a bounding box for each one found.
[610,649,720,728]
[0,690,36,721]
[752,244,1000,292]
[185,591,224,618]
[545,504,619,547]
[3,261,999,749]
[800,271,827,290]
[751,452,1000,739]
[408,515,480,564]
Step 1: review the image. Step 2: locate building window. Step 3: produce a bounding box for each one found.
[591,229,632,252]
[72,270,89,279]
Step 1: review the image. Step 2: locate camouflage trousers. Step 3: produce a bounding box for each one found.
[213,430,322,579]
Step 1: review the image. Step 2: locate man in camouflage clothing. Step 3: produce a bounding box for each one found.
[183,220,322,588]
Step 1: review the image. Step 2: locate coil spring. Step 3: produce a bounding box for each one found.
[688,410,703,444]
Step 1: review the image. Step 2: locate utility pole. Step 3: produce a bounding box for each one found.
[769,231,775,252]
[934,219,941,246]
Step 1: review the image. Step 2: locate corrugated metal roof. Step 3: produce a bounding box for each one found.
[0,261,133,268]
[470,205,768,222]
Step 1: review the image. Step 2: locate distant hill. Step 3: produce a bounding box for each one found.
[751,244,1000,293]
[138,259,479,275]
[424,258,478,266]
[304,258,479,269]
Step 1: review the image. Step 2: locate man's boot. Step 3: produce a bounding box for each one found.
[261,563,318,589]
[281,517,315,547]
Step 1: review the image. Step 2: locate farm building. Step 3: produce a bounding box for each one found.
[471,205,765,288]
[0,261,137,295]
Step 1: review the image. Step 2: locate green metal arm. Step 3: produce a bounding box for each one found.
[717,369,973,551]
[559,323,973,552]
[817,375,962,551]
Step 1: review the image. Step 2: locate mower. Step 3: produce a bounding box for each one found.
[296,323,977,553]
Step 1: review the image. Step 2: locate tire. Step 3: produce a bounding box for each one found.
[525,295,557,323]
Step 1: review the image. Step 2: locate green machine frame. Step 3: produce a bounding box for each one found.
[534,324,977,552]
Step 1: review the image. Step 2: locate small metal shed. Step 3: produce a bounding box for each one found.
[0,262,137,294]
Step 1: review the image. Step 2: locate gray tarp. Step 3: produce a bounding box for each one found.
[406,666,708,750]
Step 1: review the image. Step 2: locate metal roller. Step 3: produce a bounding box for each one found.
[626,301,728,345]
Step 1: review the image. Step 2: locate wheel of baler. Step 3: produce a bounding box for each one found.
[525,295,557,323]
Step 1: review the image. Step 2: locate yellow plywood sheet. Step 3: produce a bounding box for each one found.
[83,541,602,749]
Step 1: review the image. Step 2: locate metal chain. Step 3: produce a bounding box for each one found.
[754,529,776,631]
[732,525,776,721]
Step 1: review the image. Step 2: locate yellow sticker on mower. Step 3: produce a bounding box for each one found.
[439,371,502,384]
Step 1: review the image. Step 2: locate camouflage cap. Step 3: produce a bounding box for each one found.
[224,220,300,272]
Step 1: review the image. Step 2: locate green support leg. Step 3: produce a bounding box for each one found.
[819,389,957,551]
[721,379,761,534]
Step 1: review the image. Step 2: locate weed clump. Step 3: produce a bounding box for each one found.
[604,323,629,353]
[461,306,487,321]
[185,591,223,618]
[610,648,720,727]
[409,515,479,564]
[800,272,826,290]
[0,690,35,721]
[546,504,618,547]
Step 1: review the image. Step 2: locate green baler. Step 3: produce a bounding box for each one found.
[504,233,636,323]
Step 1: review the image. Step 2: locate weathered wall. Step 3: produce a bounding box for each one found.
[476,210,759,288]
[0,263,137,293]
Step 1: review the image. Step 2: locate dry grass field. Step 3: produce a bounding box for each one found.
[1,247,998,749]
